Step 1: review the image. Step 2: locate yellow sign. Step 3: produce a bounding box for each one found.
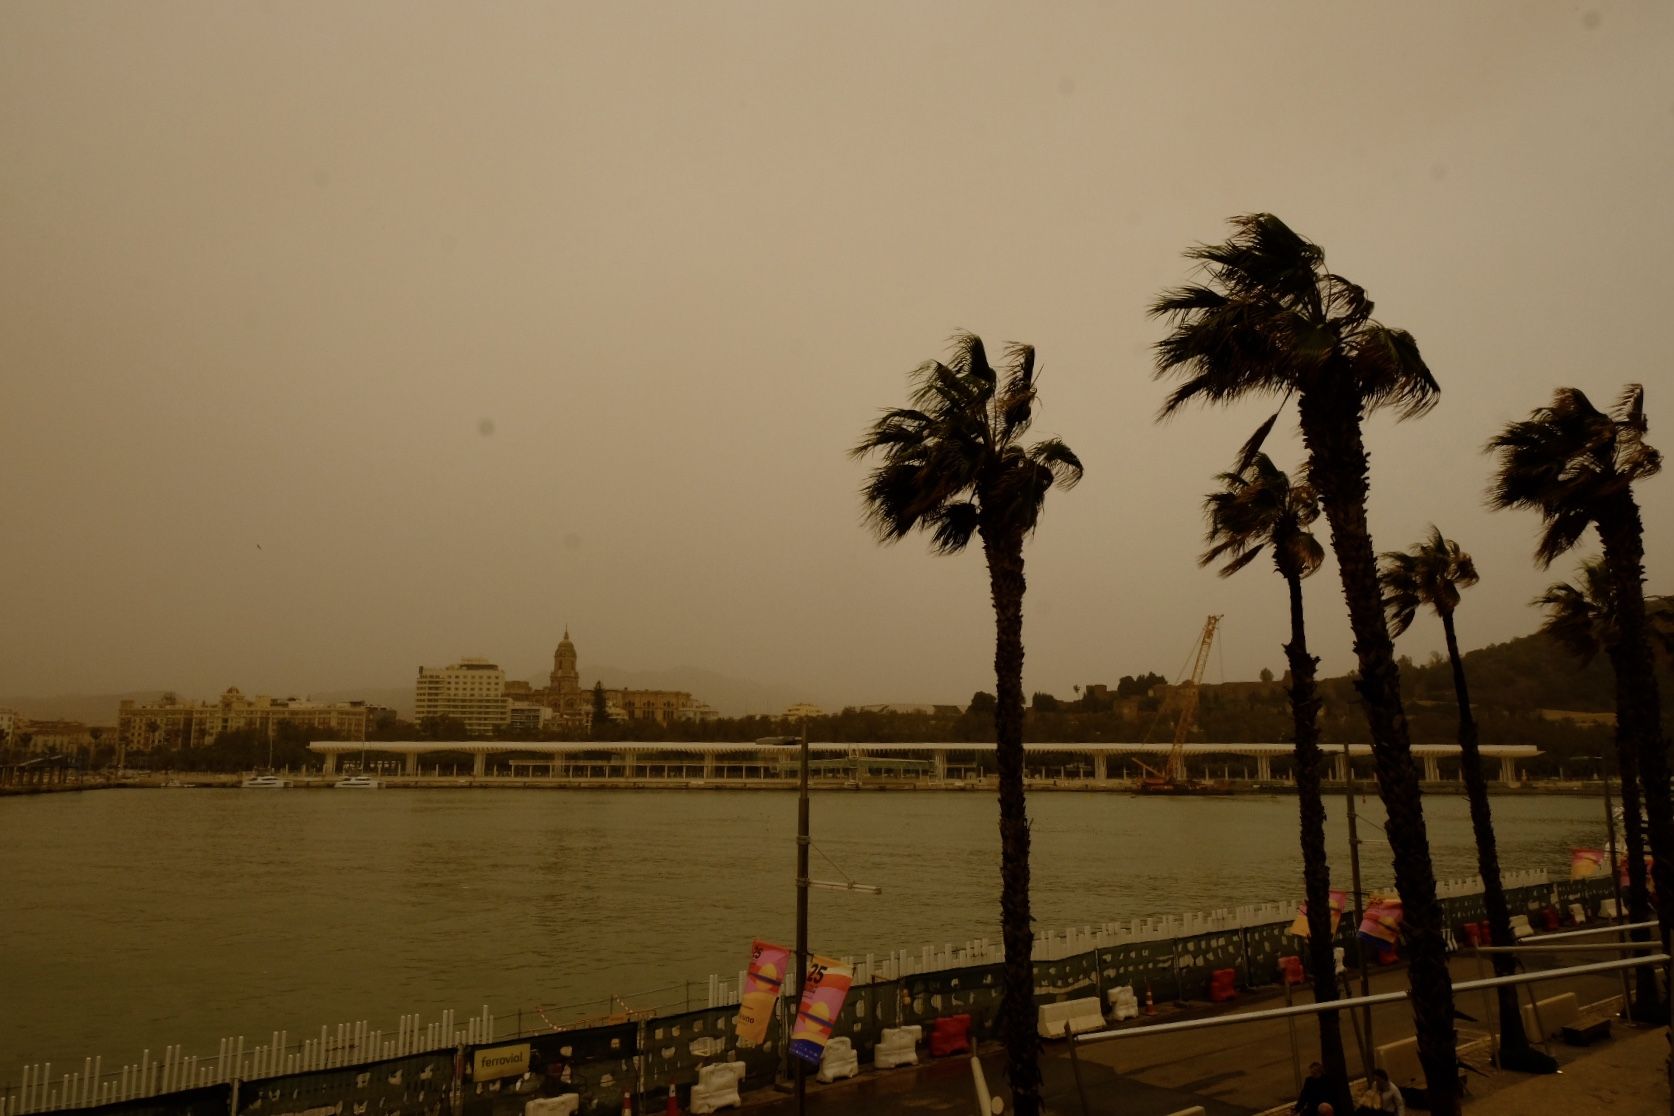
[472,1043,531,1082]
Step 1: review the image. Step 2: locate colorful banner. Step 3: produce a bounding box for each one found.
[1359,895,1403,945]
[1571,848,1607,880]
[1287,889,1347,938]
[789,955,852,1066]
[734,939,790,1046]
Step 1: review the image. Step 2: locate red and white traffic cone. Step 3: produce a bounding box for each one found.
[621,1089,633,1115]
[1144,982,1155,1016]
[665,1081,680,1116]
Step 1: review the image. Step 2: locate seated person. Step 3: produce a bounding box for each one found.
[1354,1068,1405,1116]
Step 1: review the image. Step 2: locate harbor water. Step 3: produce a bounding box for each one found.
[0,787,1605,1070]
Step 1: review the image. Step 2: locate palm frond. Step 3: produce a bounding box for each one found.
[1534,556,1614,664]
[999,342,1037,441]
[855,333,1079,555]
[1233,410,1283,474]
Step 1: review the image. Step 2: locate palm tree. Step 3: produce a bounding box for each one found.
[853,332,1082,1116]
[1152,214,1461,1113]
[1534,558,1662,1013]
[1381,529,1555,1071]
[1487,386,1671,957]
[1203,453,1351,1111]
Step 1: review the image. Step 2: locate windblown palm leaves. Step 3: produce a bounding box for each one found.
[1201,454,1324,581]
[1490,384,1670,1011]
[1154,213,1460,1114]
[1534,557,1615,664]
[1487,386,1660,566]
[1379,529,1552,1070]
[1152,213,1438,425]
[854,332,1080,1116]
[854,333,1082,552]
[1202,452,1351,1104]
[1380,526,1479,636]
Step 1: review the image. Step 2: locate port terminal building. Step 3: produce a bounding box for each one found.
[308,740,1539,786]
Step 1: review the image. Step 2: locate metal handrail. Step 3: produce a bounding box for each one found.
[1476,941,1663,954]
[1072,953,1669,1045]
[1529,919,1658,941]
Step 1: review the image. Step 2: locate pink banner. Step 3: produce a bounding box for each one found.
[789,956,852,1066]
[1359,895,1403,945]
[734,939,790,1046]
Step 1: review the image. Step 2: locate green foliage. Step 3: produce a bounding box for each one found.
[1116,673,1166,698]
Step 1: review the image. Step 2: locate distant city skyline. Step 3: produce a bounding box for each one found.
[2,3,1668,712]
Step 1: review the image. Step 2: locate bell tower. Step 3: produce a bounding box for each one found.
[551,627,580,701]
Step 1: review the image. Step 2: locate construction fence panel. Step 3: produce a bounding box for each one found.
[639,1005,779,1102]
[1033,949,1100,1005]
[829,981,887,1058]
[1172,929,1247,998]
[235,1052,456,1116]
[895,964,1005,1041]
[1553,876,1615,917]
[1441,892,1488,935]
[1242,920,1302,987]
[74,1085,232,1116]
[458,1022,636,1116]
[1096,939,1178,1004]
[1333,915,1365,970]
[1504,884,1556,918]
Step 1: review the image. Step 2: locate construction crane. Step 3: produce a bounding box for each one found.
[1136,614,1226,795]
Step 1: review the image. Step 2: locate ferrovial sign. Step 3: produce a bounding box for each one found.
[471,1042,530,1081]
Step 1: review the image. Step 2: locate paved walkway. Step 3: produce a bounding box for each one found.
[737,947,1665,1115]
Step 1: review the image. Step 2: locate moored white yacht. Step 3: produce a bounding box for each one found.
[333,774,383,789]
[240,773,290,789]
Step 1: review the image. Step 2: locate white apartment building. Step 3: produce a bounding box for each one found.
[415,658,509,736]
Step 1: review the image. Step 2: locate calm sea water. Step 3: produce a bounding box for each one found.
[0,787,1604,1070]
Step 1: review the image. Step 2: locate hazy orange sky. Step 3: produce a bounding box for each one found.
[2,2,1669,710]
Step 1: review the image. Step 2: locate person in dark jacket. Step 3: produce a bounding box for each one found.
[1293,1062,1333,1115]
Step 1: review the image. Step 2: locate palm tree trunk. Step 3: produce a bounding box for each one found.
[1284,570,1353,1115]
[1441,612,1551,1071]
[1612,736,1661,1016]
[1299,389,1459,1115]
[1599,502,1674,945]
[981,525,1042,1116]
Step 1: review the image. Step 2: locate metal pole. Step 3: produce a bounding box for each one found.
[1343,744,1374,1075]
[1283,977,1301,1095]
[794,725,809,1116]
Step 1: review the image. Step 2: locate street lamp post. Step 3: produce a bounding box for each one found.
[759,728,811,1113]
[757,725,880,1116]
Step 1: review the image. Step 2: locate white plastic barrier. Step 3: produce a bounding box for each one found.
[688,1061,746,1114]
[1107,985,1140,1021]
[816,1036,859,1083]
[1038,997,1105,1039]
[524,1096,579,1116]
[874,1025,921,1069]
[1509,914,1534,940]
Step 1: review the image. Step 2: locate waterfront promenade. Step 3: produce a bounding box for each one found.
[739,950,1655,1115]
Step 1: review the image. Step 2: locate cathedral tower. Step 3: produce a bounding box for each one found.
[551,627,580,700]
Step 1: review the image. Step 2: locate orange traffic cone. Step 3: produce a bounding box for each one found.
[1144,982,1156,1016]
[665,1082,680,1116]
